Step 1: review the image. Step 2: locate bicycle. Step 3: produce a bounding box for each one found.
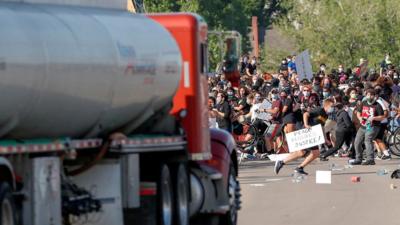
[385,116,400,156]
[235,114,289,164]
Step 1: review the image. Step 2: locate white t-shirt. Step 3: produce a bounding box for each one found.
[377,97,389,124]
[209,117,218,128]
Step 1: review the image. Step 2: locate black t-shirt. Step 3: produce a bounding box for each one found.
[216,101,231,129]
[357,100,384,127]
[308,107,327,126]
[246,63,257,75]
[281,97,294,117]
[240,62,247,74]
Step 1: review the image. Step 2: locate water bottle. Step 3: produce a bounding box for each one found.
[376,169,388,176]
[366,121,372,132]
[292,173,305,183]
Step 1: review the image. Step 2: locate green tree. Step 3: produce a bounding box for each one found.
[276,0,400,70]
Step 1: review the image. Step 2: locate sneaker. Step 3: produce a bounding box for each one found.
[375,155,383,160]
[274,160,284,175]
[294,167,309,175]
[381,155,391,160]
[260,153,269,160]
[349,160,362,165]
[361,160,375,165]
[320,156,329,161]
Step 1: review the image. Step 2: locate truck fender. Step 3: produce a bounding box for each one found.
[209,128,238,181]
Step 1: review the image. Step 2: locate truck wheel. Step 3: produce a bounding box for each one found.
[174,164,189,225]
[0,182,16,225]
[220,164,241,225]
[191,215,219,225]
[158,164,173,225]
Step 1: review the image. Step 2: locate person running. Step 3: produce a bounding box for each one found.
[320,103,354,160]
[274,99,334,175]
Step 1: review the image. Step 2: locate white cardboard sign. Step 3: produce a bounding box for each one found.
[295,50,313,80]
[286,124,325,152]
[316,170,332,184]
[255,100,273,121]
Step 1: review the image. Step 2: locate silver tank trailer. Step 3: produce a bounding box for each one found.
[0,2,182,139]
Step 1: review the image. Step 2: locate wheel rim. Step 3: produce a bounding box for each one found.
[228,172,240,224]
[2,198,13,225]
[161,166,172,225]
[177,165,188,225]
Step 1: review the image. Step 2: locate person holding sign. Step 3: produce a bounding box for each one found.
[274,99,333,175]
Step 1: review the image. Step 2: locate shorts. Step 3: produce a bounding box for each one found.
[375,123,387,140]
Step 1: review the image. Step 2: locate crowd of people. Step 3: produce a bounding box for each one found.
[208,53,400,175]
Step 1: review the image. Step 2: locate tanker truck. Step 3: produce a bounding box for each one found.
[0,2,240,225]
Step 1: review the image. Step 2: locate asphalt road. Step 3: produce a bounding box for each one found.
[237,156,400,225]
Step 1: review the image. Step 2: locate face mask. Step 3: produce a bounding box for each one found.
[313,85,320,92]
[338,68,343,73]
[251,60,256,65]
[272,94,279,100]
[246,99,252,105]
[327,107,335,114]
[227,91,233,96]
[394,75,399,79]
[323,92,330,98]
[321,67,326,71]
[367,96,375,104]
[303,91,310,97]
[283,86,291,93]
[255,96,261,102]
[350,93,358,99]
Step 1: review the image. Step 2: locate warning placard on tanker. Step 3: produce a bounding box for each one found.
[286,124,325,152]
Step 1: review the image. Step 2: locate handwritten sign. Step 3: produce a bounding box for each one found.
[255,100,273,121]
[286,124,325,152]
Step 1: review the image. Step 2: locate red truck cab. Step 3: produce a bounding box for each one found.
[148,14,239,224]
[148,13,211,161]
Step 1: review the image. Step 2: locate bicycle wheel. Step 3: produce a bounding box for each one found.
[392,128,400,156]
[236,124,257,149]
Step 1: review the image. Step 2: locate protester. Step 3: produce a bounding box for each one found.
[213,92,232,132]
[207,53,399,171]
[274,99,334,175]
[351,89,385,165]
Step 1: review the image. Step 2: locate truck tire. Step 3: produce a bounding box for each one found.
[0,182,16,225]
[219,164,241,225]
[158,164,173,225]
[173,164,189,225]
[191,214,219,225]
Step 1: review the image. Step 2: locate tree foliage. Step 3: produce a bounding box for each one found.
[143,0,274,71]
[277,0,400,69]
